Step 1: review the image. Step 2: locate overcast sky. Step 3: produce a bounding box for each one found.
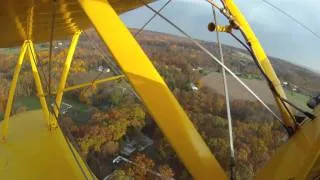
[120,0,320,72]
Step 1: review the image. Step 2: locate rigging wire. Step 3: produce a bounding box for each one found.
[230,31,299,130]
[83,0,172,86]
[212,5,236,179]
[27,44,50,93]
[260,0,320,41]
[82,31,141,100]
[134,0,172,37]
[231,20,316,122]
[81,31,122,88]
[140,0,285,126]
[28,1,97,178]
[48,0,57,96]
[50,103,96,180]
[82,31,121,75]
[228,32,302,133]
[207,0,316,125]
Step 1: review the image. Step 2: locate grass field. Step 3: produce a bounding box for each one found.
[201,72,313,112]
[0,96,90,122]
[14,96,88,111]
[285,90,312,113]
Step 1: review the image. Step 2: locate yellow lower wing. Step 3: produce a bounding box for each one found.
[0,110,94,179]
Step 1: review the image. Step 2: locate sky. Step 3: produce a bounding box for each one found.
[120,0,320,72]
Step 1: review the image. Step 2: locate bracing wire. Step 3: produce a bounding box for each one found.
[231,20,316,122]
[230,32,300,126]
[207,0,316,125]
[80,0,172,100]
[261,0,320,41]
[134,0,172,37]
[48,0,57,96]
[140,0,285,126]
[50,103,95,180]
[27,44,49,92]
[31,1,96,178]
[81,31,121,90]
[84,0,172,84]
[212,6,236,179]
[82,31,121,75]
[82,31,141,100]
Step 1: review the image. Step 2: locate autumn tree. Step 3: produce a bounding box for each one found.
[157,165,174,180]
[108,170,131,180]
[125,153,155,180]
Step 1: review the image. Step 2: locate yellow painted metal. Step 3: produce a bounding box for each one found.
[0,110,94,179]
[78,0,227,179]
[54,31,81,118]
[214,25,232,33]
[1,41,28,141]
[27,41,52,128]
[223,0,296,130]
[256,107,320,180]
[0,0,154,48]
[64,75,125,92]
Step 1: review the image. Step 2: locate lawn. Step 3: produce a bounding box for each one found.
[0,96,90,123]
[285,90,312,113]
[14,95,88,112]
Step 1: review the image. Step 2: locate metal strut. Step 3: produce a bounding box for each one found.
[1,40,53,141]
[221,0,296,130]
[54,30,81,119]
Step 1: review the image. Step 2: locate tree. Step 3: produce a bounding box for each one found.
[79,86,96,105]
[157,165,174,180]
[108,170,131,180]
[125,153,155,180]
[101,141,119,156]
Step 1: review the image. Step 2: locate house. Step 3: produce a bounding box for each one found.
[96,65,104,72]
[190,83,199,91]
[96,65,111,72]
[192,67,203,71]
[120,132,153,157]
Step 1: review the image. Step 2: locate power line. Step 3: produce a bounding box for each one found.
[261,0,320,40]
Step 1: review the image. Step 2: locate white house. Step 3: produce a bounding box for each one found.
[96,65,111,73]
[96,65,103,72]
[190,83,199,91]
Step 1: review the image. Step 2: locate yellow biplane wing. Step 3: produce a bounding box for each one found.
[0,0,151,47]
[1,0,319,179]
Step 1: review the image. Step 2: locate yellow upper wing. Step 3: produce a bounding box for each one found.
[0,0,152,48]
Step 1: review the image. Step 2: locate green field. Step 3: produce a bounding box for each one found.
[285,90,312,113]
[0,96,90,122]
[16,96,88,111]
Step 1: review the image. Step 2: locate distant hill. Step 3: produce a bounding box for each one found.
[128,29,320,96]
